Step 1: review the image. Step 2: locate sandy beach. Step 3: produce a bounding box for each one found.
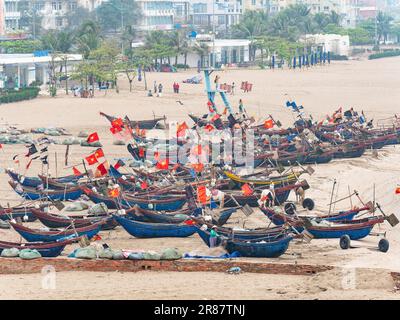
[0,57,400,299]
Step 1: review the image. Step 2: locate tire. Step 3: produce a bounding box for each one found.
[340,235,351,249]
[284,202,296,215]
[302,198,315,210]
[378,238,389,253]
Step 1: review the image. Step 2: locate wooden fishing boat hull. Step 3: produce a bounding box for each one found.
[0,239,76,257]
[6,170,42,188]
[31,209,117,230]
[100,111,166,129]
[224,170,300,187]
[113,214,197,238]
[9,221,102,242]
[9,181,82,201]
[0,206,37,222]
[306,217,385,240]
[225,236,293,258]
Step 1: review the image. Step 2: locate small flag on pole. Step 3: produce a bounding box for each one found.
[87,132,99,144]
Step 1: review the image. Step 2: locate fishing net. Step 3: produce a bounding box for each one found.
[19,249,41,260]
[1,248,20,257]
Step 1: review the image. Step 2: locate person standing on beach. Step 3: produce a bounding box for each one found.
[209,226,219,248]
[154,81,157,94]
[176,82,180,93]
[158,83,163,97]
[231,82,235,95]
[239,99,246,116]
[214,75,220,90]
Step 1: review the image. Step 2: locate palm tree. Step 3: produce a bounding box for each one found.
[328,11,341,26]
[75,20,102,59]
[376,11,394,43]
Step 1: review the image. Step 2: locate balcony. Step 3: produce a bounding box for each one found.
[5,11,21,19]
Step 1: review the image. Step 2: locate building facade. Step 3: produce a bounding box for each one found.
[136,0,190,31]
[189,0,243,31]
[3,0,21,33]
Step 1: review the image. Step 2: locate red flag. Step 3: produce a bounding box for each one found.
[395,187,400,194]
[111,118,124,128]
[241,183,253,196]
[139,147,145,158]
[108,187,120,198]
[87,132,99,144]
[156,159,169,170]
[177,122,189,137]
[0,144,2,149]
[85,154,98,165]
[197,185,207,204]
[94,148,104,159]
[191,163,204,172]
[114,159,125,169]
[204,124,215,132]
[264,119,274,129]
[96,162,108,176]
[73,166,82,176]
[110,126,123,135]
[140,181,148,190]
[211,114,220,122]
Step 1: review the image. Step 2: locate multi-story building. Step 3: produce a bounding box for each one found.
[135,0,190,31]
[189,0,243,31]
[0,0,5,35]
[3,0,21,32]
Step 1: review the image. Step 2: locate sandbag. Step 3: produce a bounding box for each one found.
[1,248,20,257]
[88,203,108,215]
[64,201,89,212]
[19,249,41,260]
[160,248,182,260]
[112,250,125,260]
[142,251,161,260]
[128,252,144,260]
[74,246,97,259]
[98,248,114,259]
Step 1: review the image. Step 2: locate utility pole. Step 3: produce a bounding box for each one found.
[212,0,216,68]
[121,0,124,55]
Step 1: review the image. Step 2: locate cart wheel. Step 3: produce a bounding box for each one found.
[284,202,296,215]
[302,198,315,210]
[378,238,389,253]
[340,235,351,249]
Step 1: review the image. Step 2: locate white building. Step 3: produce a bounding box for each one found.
[3,0,21,33]
[0,52,82,89]
[136,0,190,31]
[189,0,243,31]
[301,34,350,56]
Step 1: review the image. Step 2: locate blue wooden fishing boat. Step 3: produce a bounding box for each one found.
[305,216,385,240]
[9,221,102,242]
[195,225,287,247]
[225,236,293,258]
[260,206,363,227]
[113,214,197,238]
[9,181,82,201]
[0,238,77,257]
[0,206,38,222]
[6,169,84,188]
[81,186,186,211]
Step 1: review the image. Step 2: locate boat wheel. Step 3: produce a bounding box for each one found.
[339,235,351,249]
[378,238,389,253]
[302,198,315,210]
[284,202,296,215]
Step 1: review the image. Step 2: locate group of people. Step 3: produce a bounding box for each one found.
[148,81,164,97]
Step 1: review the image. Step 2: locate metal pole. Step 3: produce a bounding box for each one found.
[121,1,124,55]
[212,0,215,68]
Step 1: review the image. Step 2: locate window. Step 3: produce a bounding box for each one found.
[34,1,45,11]
[52,2,62,11]
[218,15,225,25]
[56,17,63,27]
[69,1,77,10]
[5,1,17,12]
[193,3,207,13]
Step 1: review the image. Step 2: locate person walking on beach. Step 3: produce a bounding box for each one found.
[173,82,177,93]
[214,75,220,90]
[239,99,246,116]
[176,82,180,94]
[209,226,219,248]
[231,82,235,95]
[154,81,157,94]
[158,83,163,97]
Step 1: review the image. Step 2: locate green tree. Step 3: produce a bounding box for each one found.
[376,11,394,43]
[96,0,141,32]
[75,20,102,59]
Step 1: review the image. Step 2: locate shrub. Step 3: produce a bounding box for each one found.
[368,50,400,60]
[0,87,40,104]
